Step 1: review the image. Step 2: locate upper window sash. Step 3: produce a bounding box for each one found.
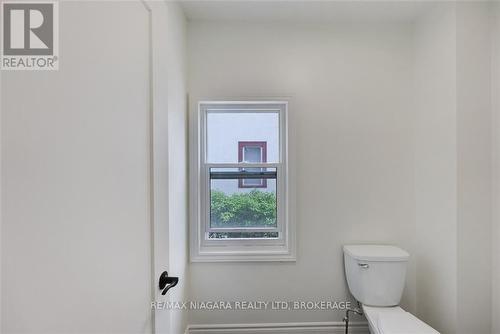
[201,104,283,165]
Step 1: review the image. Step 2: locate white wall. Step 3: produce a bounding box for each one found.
[414,3,494,333]
[455,3,492,333]
[1,1,153,332]
[413,4,458,333]
[188,20,417,325]
[165,3,189,334]
[492,3,500,334]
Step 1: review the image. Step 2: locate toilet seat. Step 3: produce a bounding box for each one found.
[362,305,440,334]
[377,312,440,334]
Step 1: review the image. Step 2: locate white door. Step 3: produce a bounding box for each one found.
[1,1,169,332]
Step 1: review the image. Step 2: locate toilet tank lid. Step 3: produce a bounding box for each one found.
[343,245,409,262]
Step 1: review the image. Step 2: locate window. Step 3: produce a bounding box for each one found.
[190,101,295,262]
[238,141,267,188]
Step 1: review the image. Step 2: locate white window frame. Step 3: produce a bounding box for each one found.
[190,101,295,262]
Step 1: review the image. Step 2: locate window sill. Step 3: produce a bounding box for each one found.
[190,247,296,263]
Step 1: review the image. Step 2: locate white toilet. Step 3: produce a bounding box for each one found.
[343,245,440,334]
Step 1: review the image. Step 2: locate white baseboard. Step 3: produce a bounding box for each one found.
[186,321,369,334]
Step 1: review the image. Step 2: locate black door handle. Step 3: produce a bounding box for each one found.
[159,271,178,295]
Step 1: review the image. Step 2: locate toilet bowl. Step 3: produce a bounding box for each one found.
[343,245,440,334]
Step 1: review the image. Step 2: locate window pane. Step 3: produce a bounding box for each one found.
[243,146,261,162]
[210,168,277,229]
[207,111,279,163]
[241,174,264,187]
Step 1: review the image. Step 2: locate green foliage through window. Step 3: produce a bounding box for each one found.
[210,190,276,228]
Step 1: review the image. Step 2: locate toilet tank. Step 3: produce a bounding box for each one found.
[343,245,409,307]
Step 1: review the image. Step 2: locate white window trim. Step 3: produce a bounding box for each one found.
[189,101,296,262]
